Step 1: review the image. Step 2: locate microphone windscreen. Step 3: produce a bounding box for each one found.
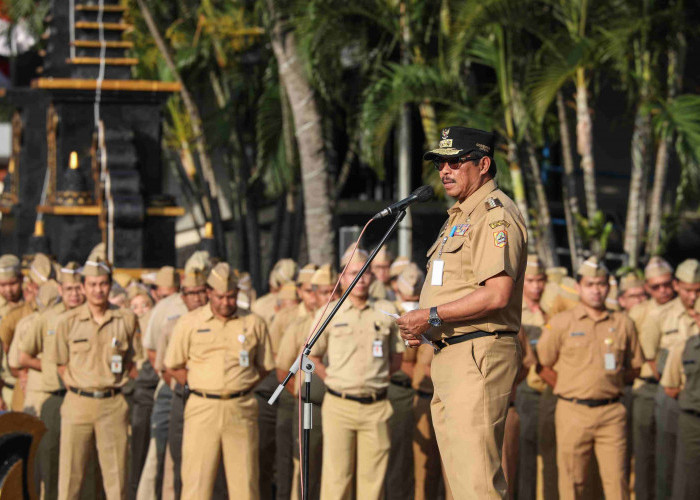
[412,185,434,202]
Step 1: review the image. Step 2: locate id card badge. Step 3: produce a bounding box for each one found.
[239,350,250,367]
[604,352,616,371]
[372,340,384,358]
[110,355,123,374]
[431,260,444,286]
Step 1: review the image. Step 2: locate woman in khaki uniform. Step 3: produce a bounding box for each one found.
[164,262,275,500]
[537,257,643,500]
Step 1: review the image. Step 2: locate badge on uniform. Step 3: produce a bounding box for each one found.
[372,340,384,358]
[111,355,123,374]
[453,224,470,236]
[604,353,616,371]
[493,230,507,248]
[431,260,444,286]
[239,350,250,367]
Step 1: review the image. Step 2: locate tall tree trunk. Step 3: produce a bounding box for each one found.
[575,70,598,222]
[525,135,559,267]
[506,140,531,239]
[623,107,652,267]
[556,91,583,269]
[267,0,334,264]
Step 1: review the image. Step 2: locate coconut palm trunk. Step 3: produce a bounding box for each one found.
[525,136,559,267]
[623,107,651,267]
[575,69,598,221]
[267,0,334,264]
[556,91,583,269]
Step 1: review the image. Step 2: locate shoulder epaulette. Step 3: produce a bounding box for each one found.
[485,197,503,211]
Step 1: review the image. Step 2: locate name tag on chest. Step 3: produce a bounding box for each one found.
[111,355,123,374]
[239,350,250,367]
[431,260,444,286]
[604,353,616,371]
[372,340,384,358]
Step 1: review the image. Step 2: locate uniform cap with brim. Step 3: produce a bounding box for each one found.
[423,126,497,177]
[207,262,238,293]
[0,254,21,279]
[372,247,394,265]
[618,271,645,293]
[127,284,154,304]
[340,244,369,268]
[525,255,546,276]
[577,256,609,278]
[277,282,299,301]
[389,256,411,278]
[29,253,55,285]
[155,266,180,288]
[545,266,568,284]
[675,259,700,284]
[297,264,319,285]
[82,243,112,277]
[182,251,211,288]
[59,262,82,285]
[36,280,60,311]
[397,264,425,298]
[311,264,338,287]
[270,259,298,288]
[645,256,673,280]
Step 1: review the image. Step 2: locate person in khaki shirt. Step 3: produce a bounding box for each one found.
[0,253,25,410]
[275,264,339,500]
[164,262,274,500]
[660,301,700,500]
[51,250,139,500]
[398,127,526,500]
[537,256,643,500]
[369,247,395,301]
[18,263,89,500]
[308,253,404,500]
[627,256,676,500]
[251,258,298,328]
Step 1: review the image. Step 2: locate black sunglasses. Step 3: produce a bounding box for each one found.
[432,155,482,171]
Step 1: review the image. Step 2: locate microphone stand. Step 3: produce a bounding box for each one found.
[268,209,407,500]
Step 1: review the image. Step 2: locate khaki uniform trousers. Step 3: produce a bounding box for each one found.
[413,392,448,500]
[632,382,656,500]
[554,399,628,500]
[23,388,49,417]
[58,391,129,500]
[515,386,540,500]
[181,393,259,500]
[502,405,520,499]
[320,393,393,500]
[431,333,521,499]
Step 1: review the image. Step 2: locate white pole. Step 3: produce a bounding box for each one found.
[397,105,412,258]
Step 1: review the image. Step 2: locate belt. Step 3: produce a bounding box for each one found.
[432,331,517,352]
[2,380,15,390]
[416,389,433,399]
[390,379,412,389]
[558,395,620,408]
[638,377,659,385]
[69,387,121,399]
[327,388,387,404]
[190,389,251,400]
[682,408,700,418]
[48,389,67,396]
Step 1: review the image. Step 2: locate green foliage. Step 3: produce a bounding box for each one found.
[575,211,613,257]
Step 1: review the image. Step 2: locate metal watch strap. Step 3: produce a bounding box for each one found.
[429,306,442,326]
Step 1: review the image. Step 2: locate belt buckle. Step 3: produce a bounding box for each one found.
[94,390,105,398]
[221,393,231,400]
[432,339,445,353]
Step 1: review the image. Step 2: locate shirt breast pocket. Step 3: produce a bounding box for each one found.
[192,329,215,345]
[441,238,466,280]
[561,336,593,367]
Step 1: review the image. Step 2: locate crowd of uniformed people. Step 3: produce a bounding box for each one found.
[0,240,699,500]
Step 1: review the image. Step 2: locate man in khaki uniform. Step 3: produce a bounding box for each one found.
[369,247,395,301]
[0,253,25,410]
[153,266,180,301]
[276,264,339,500]
[309,253,404,500]
[271,263,317,500]
[385,264,423,499]
[388,256,410,298]
[660,299,700,500]
[252,258,298,328]
[165,262,274,499]
[18,263,89,500]
[628,256,676,500]
[514,255,549,500]
[537,256,643,500]
[398,127,526,499]
[52,251,140,500]
[649,259,700,499]
[1,252,54,411]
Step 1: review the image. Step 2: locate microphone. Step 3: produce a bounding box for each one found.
[372,185,434,220]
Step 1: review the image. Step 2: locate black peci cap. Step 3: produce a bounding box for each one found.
[424,126,497,177]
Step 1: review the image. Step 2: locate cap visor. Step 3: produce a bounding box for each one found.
[423,148,465,161]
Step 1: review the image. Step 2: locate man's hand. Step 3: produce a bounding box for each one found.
[0,396,6,411]
[397,309,430,347]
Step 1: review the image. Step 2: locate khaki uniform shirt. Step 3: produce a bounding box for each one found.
[269,303,311,354]
[251,292,278,328]
[275,314,317,396]
[642,298,694,376]
[142,293,187,352]
[52,303,139,391]
[538,304,643,399]
[630,298,673,385]
[0,300,36,386]
[661,326,700,413]
[369,280,390,301]
[19,302,67,392]
[310,299,404,396]
[418,179,528,340]
[164,305,274,394]
[154,313,184,377]
[8,312,45,394]
[522,302,548,392]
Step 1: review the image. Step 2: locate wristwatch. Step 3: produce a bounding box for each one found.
[428,306,443,327]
